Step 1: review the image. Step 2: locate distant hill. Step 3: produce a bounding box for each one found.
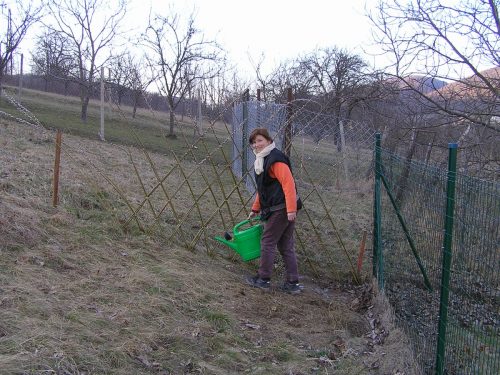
[383,75,448,93]
[430,66,500,100]
[404,75,448,93]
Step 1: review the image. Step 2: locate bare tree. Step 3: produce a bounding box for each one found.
[296,47,372,149]
[31,30,75,93]
[368,0,499,132]
[142,10,224,138]
[45,0,126,122]
[0,1,41,95]
[112,53,155,118]
[200,74,225,115]
[107,53,129,106]
[250,53,276,102]
[267,60,312,103]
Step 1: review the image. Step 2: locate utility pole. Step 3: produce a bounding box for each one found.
[8,8,12,75]
[284,88,293,157]
[99,66,105,141]
[18,53,23,100]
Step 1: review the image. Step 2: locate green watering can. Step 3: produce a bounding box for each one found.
[214,217,263,261]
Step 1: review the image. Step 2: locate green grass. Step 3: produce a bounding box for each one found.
[202,310,233,333]
[1,85,232,164]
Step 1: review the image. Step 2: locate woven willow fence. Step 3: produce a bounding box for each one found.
[116,97,377,282]
[0,89,376,283]
[374,139,499,375]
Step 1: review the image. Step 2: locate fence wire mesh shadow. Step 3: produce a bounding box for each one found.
[378,148,499,375]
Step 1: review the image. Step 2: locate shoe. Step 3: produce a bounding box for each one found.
[246,275,270,290]
[280,281,302,294]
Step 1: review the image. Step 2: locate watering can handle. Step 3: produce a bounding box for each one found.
[233,216,261,235]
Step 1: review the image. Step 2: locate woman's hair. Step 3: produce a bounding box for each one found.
[249,128,273,144]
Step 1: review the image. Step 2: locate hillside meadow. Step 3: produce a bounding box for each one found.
[0,87,418,374]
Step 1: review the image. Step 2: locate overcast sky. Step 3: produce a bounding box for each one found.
[11,0,495,81]
[130,0,378,77]
[13,0,381,78]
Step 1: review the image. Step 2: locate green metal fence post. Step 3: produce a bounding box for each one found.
[435,143,458,375]
[373,133,382,288]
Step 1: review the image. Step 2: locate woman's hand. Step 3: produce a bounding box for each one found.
[287,212,297,221]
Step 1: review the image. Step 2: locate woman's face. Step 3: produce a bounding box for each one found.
[251,134,272,153]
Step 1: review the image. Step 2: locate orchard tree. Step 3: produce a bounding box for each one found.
[368,0,499,177]
[0,1,42,95]
[31,30,75,92]
[107,53,130,106]
[142,10,224,138]
[45,0,127,122]
[109,53,155,118]
[296,47,373,150]
[368,0,499,132]
[298,48,369,114]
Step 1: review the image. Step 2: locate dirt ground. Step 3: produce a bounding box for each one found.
[0,119,420,374]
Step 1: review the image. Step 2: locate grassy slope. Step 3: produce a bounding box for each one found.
[0,88,418,374]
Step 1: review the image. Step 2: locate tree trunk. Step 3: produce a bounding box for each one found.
[81,96,90,122]
[167,96,176,137]
[168,108,175,137]
[132,90,140,118]
[132,102,138,118]
[333,101,343,152]
[395,129,418,205]
[0,72,3,97]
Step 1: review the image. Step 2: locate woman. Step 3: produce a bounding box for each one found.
[246,128,302,294]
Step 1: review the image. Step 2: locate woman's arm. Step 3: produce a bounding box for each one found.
[249,193,261,218]
[269,162,297,219]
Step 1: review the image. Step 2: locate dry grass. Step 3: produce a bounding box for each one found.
[0,117,418,374]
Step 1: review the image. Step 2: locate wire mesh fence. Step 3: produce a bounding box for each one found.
[232,99,376,281]
[376,144,499,375]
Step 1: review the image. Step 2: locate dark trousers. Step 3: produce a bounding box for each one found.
[258,209,299,282]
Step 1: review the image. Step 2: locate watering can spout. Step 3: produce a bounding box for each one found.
[214,236,238,251]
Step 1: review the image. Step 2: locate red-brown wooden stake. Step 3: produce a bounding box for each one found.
[52,130,62,207]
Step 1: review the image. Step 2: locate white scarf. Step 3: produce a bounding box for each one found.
[253,142,276,175]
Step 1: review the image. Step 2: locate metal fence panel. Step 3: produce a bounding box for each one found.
[378,145,499,375]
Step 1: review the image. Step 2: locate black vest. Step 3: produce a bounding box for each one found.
[255,148,292,211]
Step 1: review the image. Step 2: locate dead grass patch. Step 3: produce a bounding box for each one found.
[0,194,48,251]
